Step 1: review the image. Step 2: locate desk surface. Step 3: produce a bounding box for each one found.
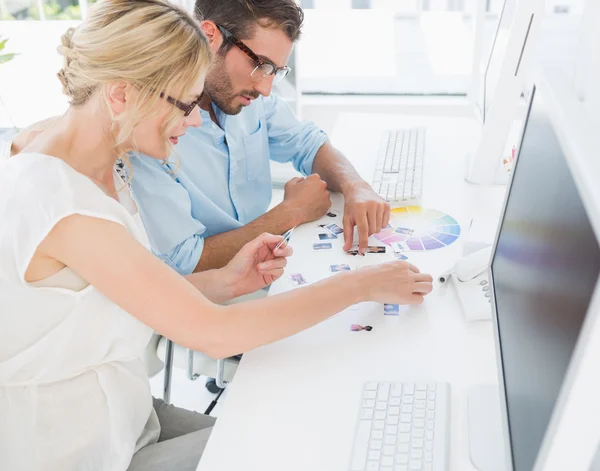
[197,112,508,471]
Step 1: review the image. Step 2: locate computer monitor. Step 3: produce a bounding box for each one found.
[466,0,544,185]
[476,0,516,124]
[489,85,600,470]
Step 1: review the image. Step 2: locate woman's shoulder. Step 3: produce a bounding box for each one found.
[0,153,116,218]
[1,152,90,190]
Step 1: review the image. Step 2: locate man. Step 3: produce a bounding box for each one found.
[130,0,391,274]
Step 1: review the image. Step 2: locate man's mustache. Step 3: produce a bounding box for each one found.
[239,91,260,99]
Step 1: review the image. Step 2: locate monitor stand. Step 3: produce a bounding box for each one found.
[464,151,511,186]
[468,384,508,471]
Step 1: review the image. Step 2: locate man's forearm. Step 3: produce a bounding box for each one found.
[312,141,370,194]
[194,202,298,272]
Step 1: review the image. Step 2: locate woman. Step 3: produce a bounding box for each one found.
[0,1,433,470]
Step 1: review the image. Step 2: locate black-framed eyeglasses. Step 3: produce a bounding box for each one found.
[160,92,202,117]
[216,24,291,85]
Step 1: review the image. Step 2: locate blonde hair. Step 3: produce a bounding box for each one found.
[57,0,211,156]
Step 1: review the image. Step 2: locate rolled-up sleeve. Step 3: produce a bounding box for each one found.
[264,94,328,176]
[130,157,206,275]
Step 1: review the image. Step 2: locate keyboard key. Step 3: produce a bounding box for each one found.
[426,401,435,410]
[426,431,434,441]
[426,410,435,420]
[413,419,425,429]
[363,399,375,408]
[391,384,403,397]
[378,383,390,401]
[412,438,424,448]
[371,440,383,451]
[424,464,433,471]
[385,425,398,436]
[400,414,412,423]
[415,410,426,419]
[411,449,423,459]
[415,400,426,409]
[398,443,410,453]
[402,396,414,405]
[388,406,400,416]
[409,459,423,470]
[387,415,399,425]
[375,411,386,420]
[376,402,388,411]
[426,420,434,430]
[413,429,424,439]
[404,384,415,395]
[366,382,378,391]
[425,452,433,463]
[361,409,374,420]
[401,405,413,414]
[415,391,427,400]
[427,392,436,401]
[395,466,408,471]
[399,424,411,433]
[367,462,379,471]
[384,445,396,456]
[397,453,409,464]
[382,468,393,471]
[417,385,428,393]
[374,420,385,430]
[390,398,401,406]
[350,420,371,471]
[369,450,381,461]
[385,435,397,446]
[372,430,384,440]
[382,456,394,467]
[425,441,434,452]
[365,391,377,400]
[398,433,410,443]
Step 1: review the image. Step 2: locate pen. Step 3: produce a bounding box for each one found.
[273,226,296,253]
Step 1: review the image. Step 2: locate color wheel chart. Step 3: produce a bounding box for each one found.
[374,206,461,251]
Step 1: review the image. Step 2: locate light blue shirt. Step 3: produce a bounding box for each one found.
[130,94,328,275]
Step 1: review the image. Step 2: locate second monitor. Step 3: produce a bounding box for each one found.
[481,77,600,470]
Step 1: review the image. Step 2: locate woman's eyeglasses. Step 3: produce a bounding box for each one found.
[160,93,202,117]
[216,24,291,85]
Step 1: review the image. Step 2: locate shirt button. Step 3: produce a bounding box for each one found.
[211,124,217,130]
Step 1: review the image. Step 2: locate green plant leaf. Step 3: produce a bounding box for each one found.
[0,53,17,64]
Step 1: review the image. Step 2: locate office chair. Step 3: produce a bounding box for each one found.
[148,287,269,403]
[154,336,241,402]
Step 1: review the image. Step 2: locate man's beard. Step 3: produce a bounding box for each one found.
[205,56,260,115]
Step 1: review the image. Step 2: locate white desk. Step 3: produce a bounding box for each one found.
[197,113,508,471]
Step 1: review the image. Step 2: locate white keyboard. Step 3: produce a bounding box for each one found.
[372,127,425,205]
[349,381,450,471]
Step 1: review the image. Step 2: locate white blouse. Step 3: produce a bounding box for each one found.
[0,149,160,470]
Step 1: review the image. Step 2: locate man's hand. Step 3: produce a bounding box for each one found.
[283,174,331,225]
[342,183,391,254]
[222,233,293,298]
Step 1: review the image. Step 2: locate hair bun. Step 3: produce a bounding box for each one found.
[57,68,71,96]
[60,27,75,49]
[57,27,77,100]
[57,27,76,60]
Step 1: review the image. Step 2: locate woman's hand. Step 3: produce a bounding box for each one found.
[223,232,293,298]
[360,260,434,305]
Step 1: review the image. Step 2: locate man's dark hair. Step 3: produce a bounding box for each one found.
[194,0,304,48]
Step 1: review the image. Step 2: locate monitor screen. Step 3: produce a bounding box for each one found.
[490,87,600,470]
[479,0,516,123]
